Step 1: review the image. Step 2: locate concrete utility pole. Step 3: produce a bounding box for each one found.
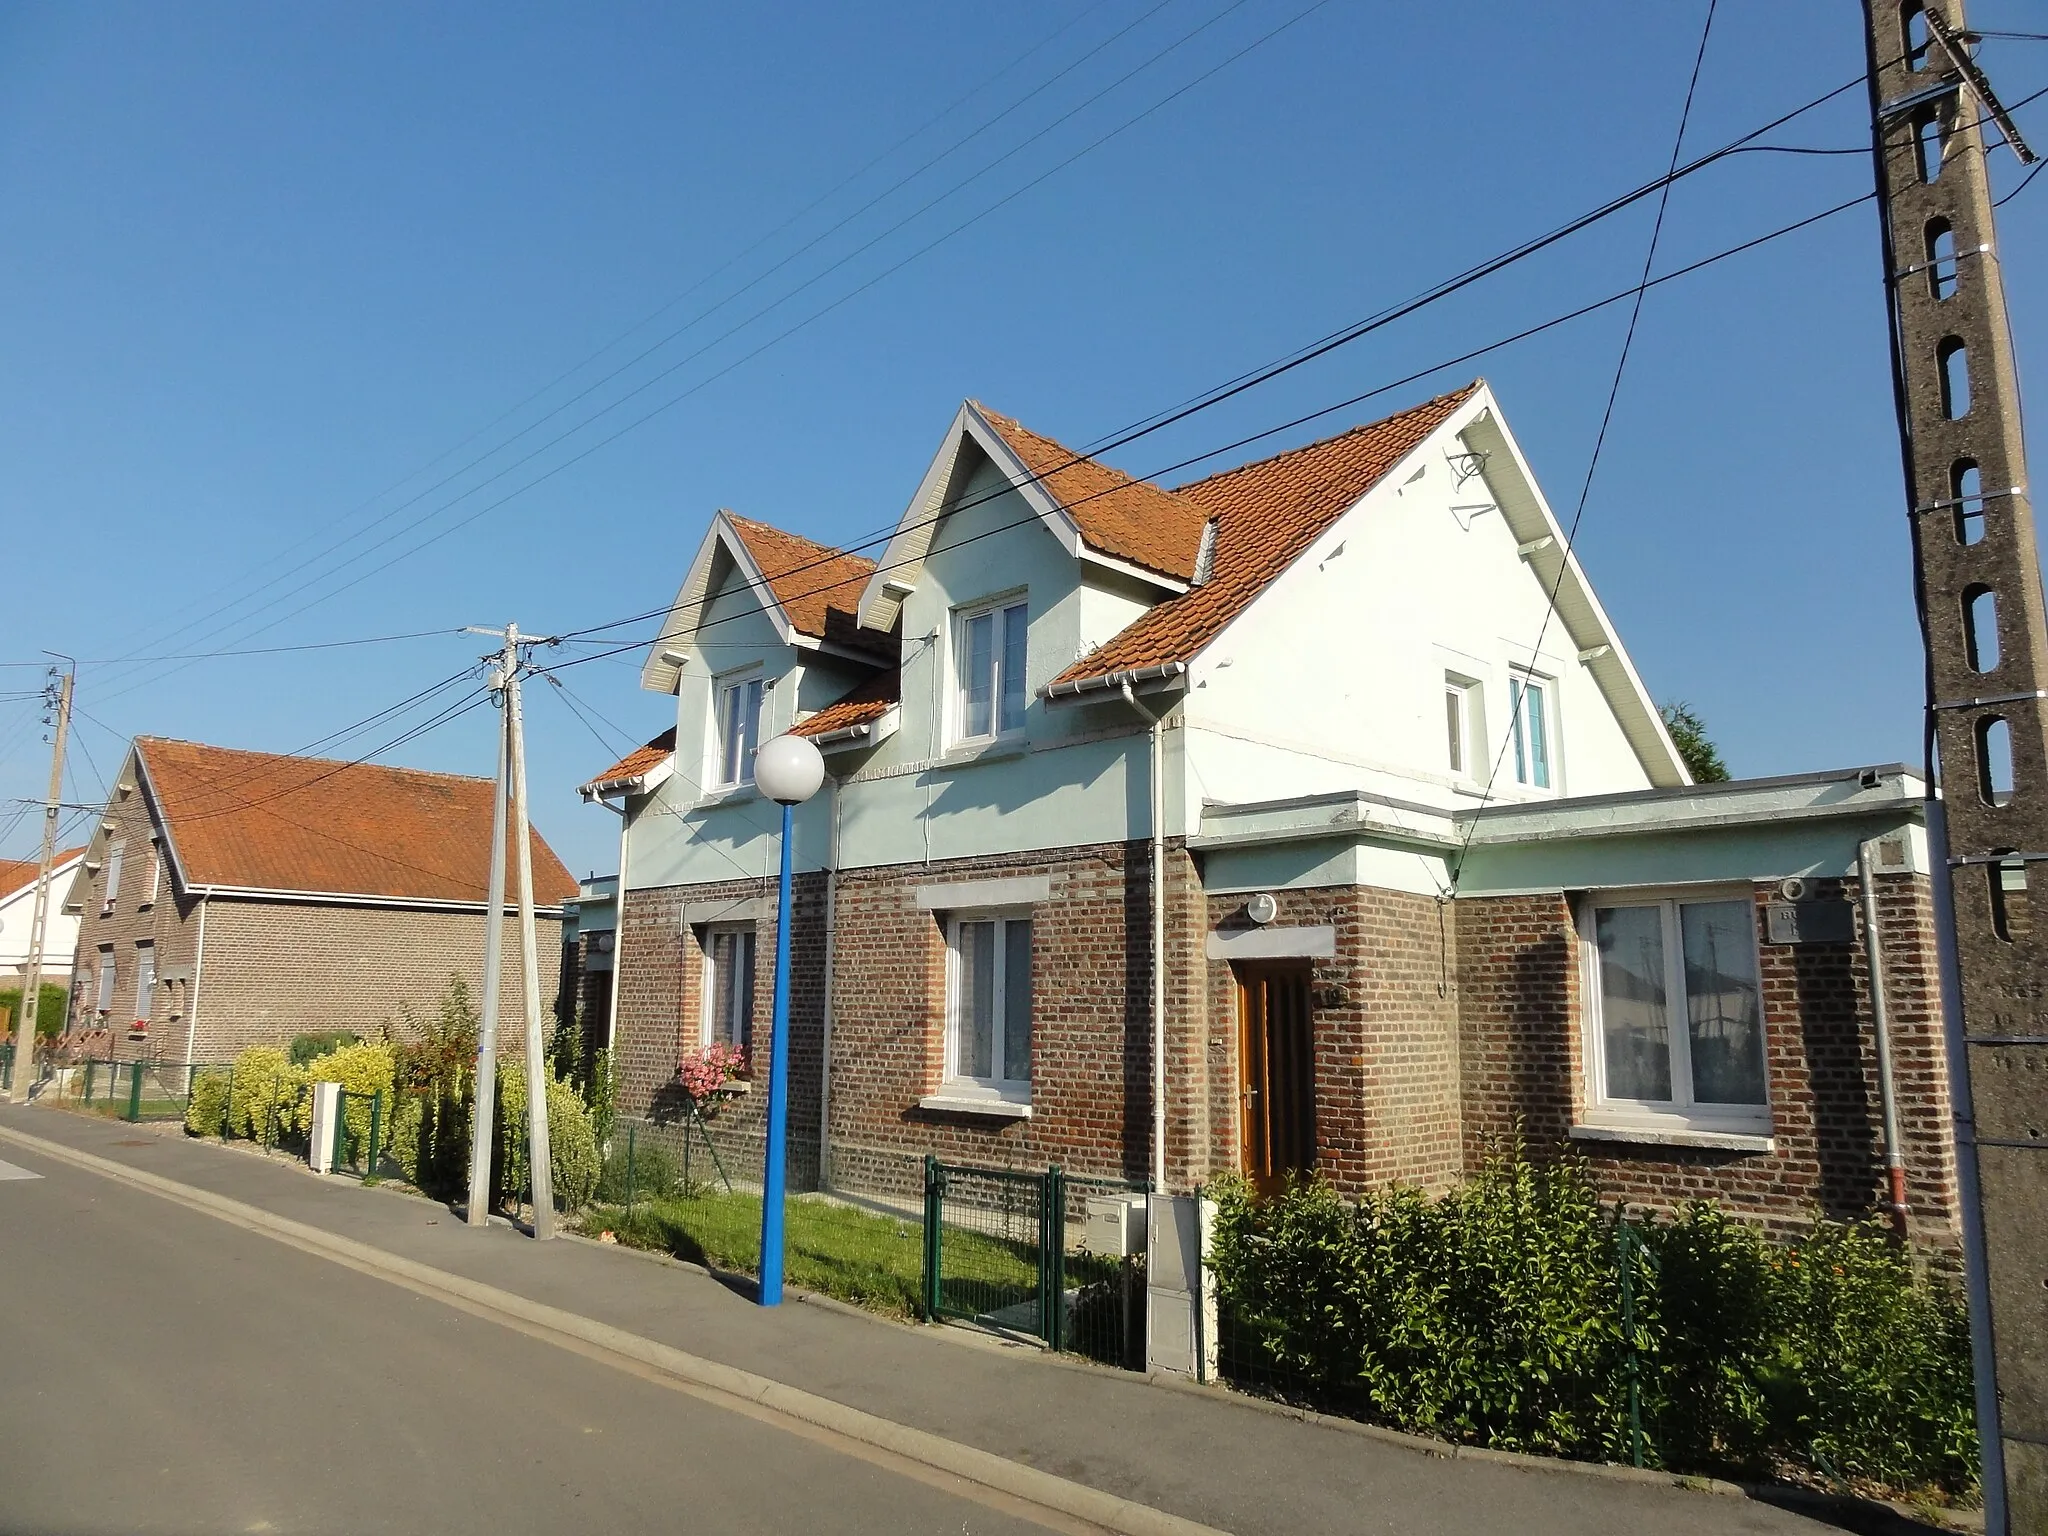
[464,632,513,1229]
[7,666,72,1105]
[459,624,554,1238]
[1862,6,2044,1529]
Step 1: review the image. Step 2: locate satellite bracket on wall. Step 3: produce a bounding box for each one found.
[1449,503,1498,531]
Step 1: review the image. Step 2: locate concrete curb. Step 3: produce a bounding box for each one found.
[0,1122,1223,1536]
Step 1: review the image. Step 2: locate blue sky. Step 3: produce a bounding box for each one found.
[2,1,2045,877]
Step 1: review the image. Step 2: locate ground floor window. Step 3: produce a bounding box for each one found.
[1582,890,1768,1129]
[945,912,1032,1099]
[701,926,755,1054]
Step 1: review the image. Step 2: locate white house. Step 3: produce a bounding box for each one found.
[583,382,1956,1252]
[0,847,85,997]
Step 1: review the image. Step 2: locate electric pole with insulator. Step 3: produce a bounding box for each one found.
[1863,6,2043,1529]
[6,663,73,1104]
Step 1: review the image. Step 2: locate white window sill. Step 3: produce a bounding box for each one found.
[694,783,759,809]
[917,1092,1032,1120]
[1570,1121,1774,1154]
[938,734,1028,769]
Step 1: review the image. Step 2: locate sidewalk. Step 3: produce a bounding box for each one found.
[1,1103,1953,1536]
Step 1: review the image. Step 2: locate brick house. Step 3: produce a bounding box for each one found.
[64,736,574,1062]
[584,383,1959,1250]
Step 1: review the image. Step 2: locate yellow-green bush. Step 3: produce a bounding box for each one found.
[295,1039,396,1149]
[498,1057,598,1212]
[228,1046,306,1142]
[184,1069,230,1137]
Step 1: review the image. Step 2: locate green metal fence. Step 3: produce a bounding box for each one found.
[37,1058,237,1123]
[329,1089,388,1181]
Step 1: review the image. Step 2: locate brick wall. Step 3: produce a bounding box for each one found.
[68,785,199,1058]
[1201,883,1464,1196]
[611,872,827,1189]
[1454,878,1960,1250]
[188,900,560,1061]
[826,841,1172,1196]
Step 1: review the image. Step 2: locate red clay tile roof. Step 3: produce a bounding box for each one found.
[0,848,84,901]
[724,515,894,660]
[1046,385,1481,690]
[975,407,1209,583]
[137,738,576,906]
[792,670,900,738]
[581,728,676,795]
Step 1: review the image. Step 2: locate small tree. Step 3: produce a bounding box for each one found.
[1661,701,1730,783]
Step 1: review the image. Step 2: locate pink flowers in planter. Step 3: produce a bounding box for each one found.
[676,1042,749,1102]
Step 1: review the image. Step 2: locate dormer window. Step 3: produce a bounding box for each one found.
[954,598,1027,745]
[712,671,764,789]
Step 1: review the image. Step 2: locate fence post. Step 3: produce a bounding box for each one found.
[624,1123,637,1220]
[365,1091,383,1182]
[1044,1166,1067,1352]
[126,1063,143,1122]
[921,1155,943,1323]
[84,1059,95,1104]
[332,1092,348,1174]
[1618,1214,1644,1469]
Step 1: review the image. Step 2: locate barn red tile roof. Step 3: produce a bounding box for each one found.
[975,407,1209,582]
[1046,385,1480,691]
[137,738,576,906]
[0,848,84,901]
[725,514,895,660]
[581,728,677,795]
[791,670,900,739]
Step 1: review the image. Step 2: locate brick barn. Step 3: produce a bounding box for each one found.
[583,384,1961,1252]
[65,736,574,1062]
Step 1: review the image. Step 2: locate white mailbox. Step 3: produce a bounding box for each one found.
[1081,1193,1147,1257]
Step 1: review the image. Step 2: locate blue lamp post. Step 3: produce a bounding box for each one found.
[752,732,826,1307]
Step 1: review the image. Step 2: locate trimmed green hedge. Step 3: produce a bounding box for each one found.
[1209,1151,1975,1496]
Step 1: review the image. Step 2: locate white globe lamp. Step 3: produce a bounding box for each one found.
[755,733,825,806]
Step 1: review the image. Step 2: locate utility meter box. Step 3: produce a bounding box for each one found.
[308,1080,341,1174]
[1082,1193,1147,1257]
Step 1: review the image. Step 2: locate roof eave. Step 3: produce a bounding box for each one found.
[1042,661,1189,702]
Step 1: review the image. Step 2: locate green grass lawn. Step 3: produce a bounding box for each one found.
[583,1189,1040,1320]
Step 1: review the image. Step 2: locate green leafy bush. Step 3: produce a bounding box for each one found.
[387,978,478,1199]
[288,1030,361,1067]
[1208,1149,1977,1495]
[228,1046,306,1143]
[0,983,70,1042]
[498,1057,599,1212]
[295,1039,396,1151]
[184,1069,230,1137]
[585,1046,617,1154]
[595,1132,681,1203]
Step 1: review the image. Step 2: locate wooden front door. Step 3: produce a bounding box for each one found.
[1236,962,1315,1195]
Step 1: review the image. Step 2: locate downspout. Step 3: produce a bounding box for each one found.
[818,772,841,1193]
[1856,838,1909,1235]
[606,800,629,1054]
[187,895,208,1062]
[1121,681,1169,1195]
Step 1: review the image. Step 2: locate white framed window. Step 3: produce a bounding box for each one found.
[1509,672,1553,790]
[1581,890,1769,1130]
[142,840,161,907]
[953,599,1028,744]
[945,911,1033,1097]
[103,841,125,914]
[712,672,764,788]
[700,926,756,1053]
[134,943,155,1025]
[94,947,115,1016]
[1444,676,1478,779]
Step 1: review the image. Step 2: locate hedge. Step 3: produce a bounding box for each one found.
[1208,1150,1976,1497]
[497,1057,599,1213]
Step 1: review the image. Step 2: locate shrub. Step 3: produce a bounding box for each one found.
[595,1130,681,1203]
[387,1083,469,1199]
[295,1040,396,1152]
[498,1057,599,1212]
[585,1047,617,1154]
[288,1030,361,1067]
[0,983,70,1042]
[184,1069,230,1138]
[1208,1150,1979,1495]
[228,1046,306,1143]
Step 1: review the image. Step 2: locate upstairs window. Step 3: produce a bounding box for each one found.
[1509,674,1553,790]
[1444,676,1478,779]
[102,842,125,914]
[134,943,156,1026]
[701,926,756,1054]
[94,948,115,1016]
[954,599,1028,744]
[1584,893,1768,1128]
[946,912,1033,1098]
[713,673,764,788]
[142,841,161,907]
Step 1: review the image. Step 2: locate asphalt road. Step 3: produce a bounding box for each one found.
[0,1147,1050,1536]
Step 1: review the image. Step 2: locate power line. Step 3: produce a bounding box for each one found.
[1449,0,1719,887]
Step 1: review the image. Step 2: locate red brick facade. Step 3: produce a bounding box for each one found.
[610,848,1959,1249]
